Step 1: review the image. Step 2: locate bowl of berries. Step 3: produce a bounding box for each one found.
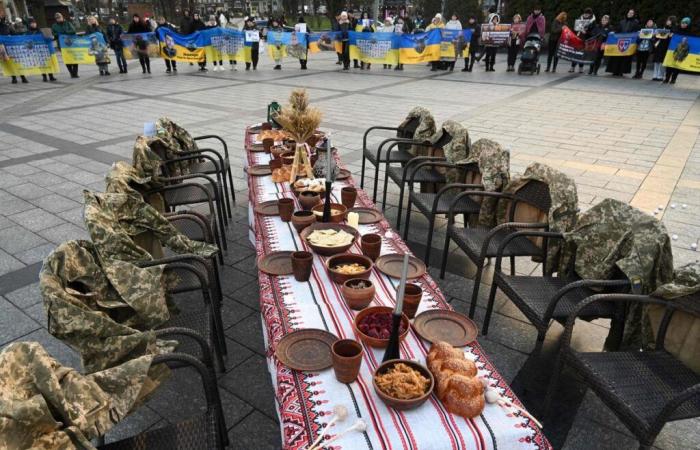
[353,306,410,348]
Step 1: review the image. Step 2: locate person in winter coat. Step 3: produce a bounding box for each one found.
[652,17,676,81]
[295,16,310,70]
[330,12,343,65]
[380,18,395,69]
[243,17,260,70]
[267,18,284,70]
[546,11,566,72]
[0,15,11,36]
[664,17,694,84]
[462,15,480,72]
[5,18,28,83]
[86,16,110,75]
[359,16,375,70]
[106,17,126,73]
[394,17,405,70]
[11,17,26,34]
[191,12,207,71]
[633,19,655,79]
[52,13,79,78]
[506,14,522,72]
[570,9,595,73]
[180,10,194,35]
[24,18,57,82]
[156,17,177,73]
[524,6,545,39]
[606,9,640,76]
[483,13,500,72]
[128,14,151,73]
[588,14,612,75]
[444,14,462,71]
[338,11,351,70]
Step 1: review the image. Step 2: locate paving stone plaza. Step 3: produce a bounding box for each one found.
[1,52,699,449]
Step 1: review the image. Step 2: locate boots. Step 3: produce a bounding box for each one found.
[42,74,48,82]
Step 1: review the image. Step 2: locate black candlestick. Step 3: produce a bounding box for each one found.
[322,180,333,222]
[382,313,402,362]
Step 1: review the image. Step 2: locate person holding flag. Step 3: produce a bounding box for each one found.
[587,14,612,75]
[268,18,284,70]
[338,11,351,70]
[664,17,695,84]
[483,12,500,72]
[128,14,151,74]
[652,17,676,81]
[546,12,566,72]
[25,18,56,82]
[156,17,177,73]
[462,15,480,72]
[52,13,78,78]
[633,19,656,79]
[606,9,640,76]
[6,17,27,83]
[569,8,595,74]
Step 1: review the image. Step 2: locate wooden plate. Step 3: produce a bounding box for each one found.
[336,168,351,180]
[258,251,294,275]
[275,329,338,371]
[248,164,272,176]
[348,207,382,224]
[375,254,426,279]
[413,310,478,347]
[254,200,279,216]
[248,144,266,152]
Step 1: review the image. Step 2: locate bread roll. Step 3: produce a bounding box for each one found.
[427,341,485,418]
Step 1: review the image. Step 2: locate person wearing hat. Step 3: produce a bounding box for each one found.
[483,12,500,72]
[26,17,57,81]
[52,13,79,78]
[664,17,694,84]
[606,8,640,76]
[128,14,151,74]
[107,17,127,74]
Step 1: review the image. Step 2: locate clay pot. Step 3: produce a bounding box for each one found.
[360,233,382,261]
[271,145,288,159]
[341,278,375,310]
[291,210,316,233]
[262,138,274,153]
[269,158,283,171]
[261,122,272,131]
[291,251,313,282]
[341,187,358,209]
[402,283,423,319]
[332,339,363,383]
[298,190,321,211]
[278,198,294,222]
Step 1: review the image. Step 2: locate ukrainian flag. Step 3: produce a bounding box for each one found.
[0,34,60,76]
[308,31,341,53]
[267,31,307,60]
[440,29,471,59]
[59,32,107,64]
[603,32,638,57]
[157,27,207,63]
[121,32,159,59]
[663,34,700,72]
[349,31,398,65]
[399,29,441,64]
[202,28,250,63]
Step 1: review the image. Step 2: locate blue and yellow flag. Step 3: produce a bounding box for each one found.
[440,29,471,59]
[604,32,638,57]
[0,34,60,76]
[663,34,700,73]
[157,27,207,62]
[121,32,159,59]
[59,33,108,65]
[202,28,251,63]
[308,31,341,53]
[399,29,441,64]
[348,31,398,65]
[266,31,307,60]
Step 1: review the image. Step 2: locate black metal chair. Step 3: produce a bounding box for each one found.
[360,114,422,201]
[380,128,454,228]
[98,353,226,450]
[440,180,553,318]
[543,293,700,450]
[167,211,224,265]
[485,230,631,352]
[403,161,483,267]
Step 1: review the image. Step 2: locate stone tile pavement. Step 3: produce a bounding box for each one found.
[1,52,699,449]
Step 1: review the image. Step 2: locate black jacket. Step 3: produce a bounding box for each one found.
[0,18,11,35]
[191,19,205,32]
[106,23,124,49]
[617,18,640,33]
[128,21,150,33]
[85,24,103,36]
[179,16,193,34]
[25,26,42,35]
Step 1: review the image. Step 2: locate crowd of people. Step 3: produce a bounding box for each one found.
[0,6,696,85]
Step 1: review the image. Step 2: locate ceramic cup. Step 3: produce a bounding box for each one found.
[278,198,294,222]
[360,233,382,261]
[402,283,423,319]
[269,158,283,171]
[341,187,357,209]
[261,122,272,131]
[331,339,363,383]
[262,138,274,152]
[291,251,313,282]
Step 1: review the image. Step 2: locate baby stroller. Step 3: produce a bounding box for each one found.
[518,33,541,75]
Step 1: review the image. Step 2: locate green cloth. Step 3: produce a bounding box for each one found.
[404,106,437,156]
[439,120,471,185]
[653,261,700,300]
[51,21,76,38]
[105,161,165,213]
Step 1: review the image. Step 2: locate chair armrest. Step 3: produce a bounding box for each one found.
[194,134,229,158]
[479,222,547,260]
[155,327,213,368]
[653,384,700,435]
[167,212,214,245]
[542,278,631,323]
[494,230,564,270]
[150,352,219,414]
[376,138,431,164]
[446,190,513,224]
[363,125,400,152]
[158,173,220,191]
[165,153,222,173]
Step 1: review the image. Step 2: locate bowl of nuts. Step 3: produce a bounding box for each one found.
[341,278,375,310]
[326,253,373,284]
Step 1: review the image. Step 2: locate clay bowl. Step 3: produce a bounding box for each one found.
[373,359,435,411]
[271,145,290,159]
[300,223,359,256]
[353,306,409,348]
[298,190,322,210]
[341,278,376,310]
[281,152,295,166]
[292,183,325,198]
[326,253,373,284]
[291,210,316,233]
[311,203,347,223]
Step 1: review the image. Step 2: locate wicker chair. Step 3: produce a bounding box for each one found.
[360,114,422,202]
[440,180,553,318]
[485,230,630,351]
[98,353,226,450]
[543,293,700,450]
[167,211,223,265]
[402,161,483,267]
[380,128,454,228]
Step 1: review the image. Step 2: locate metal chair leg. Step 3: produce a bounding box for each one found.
[372,163,381,204]
[468,262,484,318]
[440,233,451,279]
[395,180,406,231]
[227,168,236,205]
[360,154,366,188]
[424,214,436,267]
[482,281,499,334]
[510,256,516,276]
[381,167,390,212]
[403,196,413,241]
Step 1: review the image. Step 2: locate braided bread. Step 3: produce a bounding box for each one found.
[427,341,484,418]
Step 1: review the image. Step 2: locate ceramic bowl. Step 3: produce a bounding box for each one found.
[373,359,434,410]
[341,278,376,310]
[326,253,373,284]
[353,306,409,348]
[300,223,359,256]
[311,203,347,223]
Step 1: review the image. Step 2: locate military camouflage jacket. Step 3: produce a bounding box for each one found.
[653,261,700,300]
[131,133,193,180]
[105,161,165,213]
[156,117,198,152]
[404,106,437,156]
[439,120,471,184]
[0,342,156,450]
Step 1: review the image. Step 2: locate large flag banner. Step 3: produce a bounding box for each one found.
[349,31,398,64]
[481,24,511,46]
[121,32,159,59]
[0,34,60,76]
[440,29,471,59]
[399,29,440,64]
[266,31,308,60]
[663,34,700,73]
[202,28,250,63]
[59,33,108,64]
[157,27,207,62]
[557,26,597,64]
[308,31,342,53]
[604,32,638,57]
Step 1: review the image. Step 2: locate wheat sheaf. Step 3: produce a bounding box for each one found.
[274,89,322,144]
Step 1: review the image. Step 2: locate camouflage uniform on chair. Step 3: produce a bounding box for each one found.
[0,342,155,450]
[439,120,471,184]
[404,106,437,156]
[132,134,191,179]
[563,198,674,349]
[105,161,165,213]
[454,138,510,227]
[156,117,198,152]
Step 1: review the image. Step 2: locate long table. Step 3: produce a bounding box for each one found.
[245,127,550,450]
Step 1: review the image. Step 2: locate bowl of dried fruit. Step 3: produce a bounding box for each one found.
[326,253,373,284]
[300,223,359,256]
[373,359,434,410]
[353,306,409,348]
[341,278,375,310]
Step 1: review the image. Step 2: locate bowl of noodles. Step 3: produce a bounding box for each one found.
[373,359,434,410]
[300,223,359,256]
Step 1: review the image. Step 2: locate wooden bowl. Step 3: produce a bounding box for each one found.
[353,306,409,348]
[291,210,316,233]
[327,253,373,284]
[311,203,347,223]
[300,223,359,256]
[373,359,435,410]
[341,278,375,310]
[271,145,289,159]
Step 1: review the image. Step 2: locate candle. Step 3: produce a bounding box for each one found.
[347,212,359,229]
